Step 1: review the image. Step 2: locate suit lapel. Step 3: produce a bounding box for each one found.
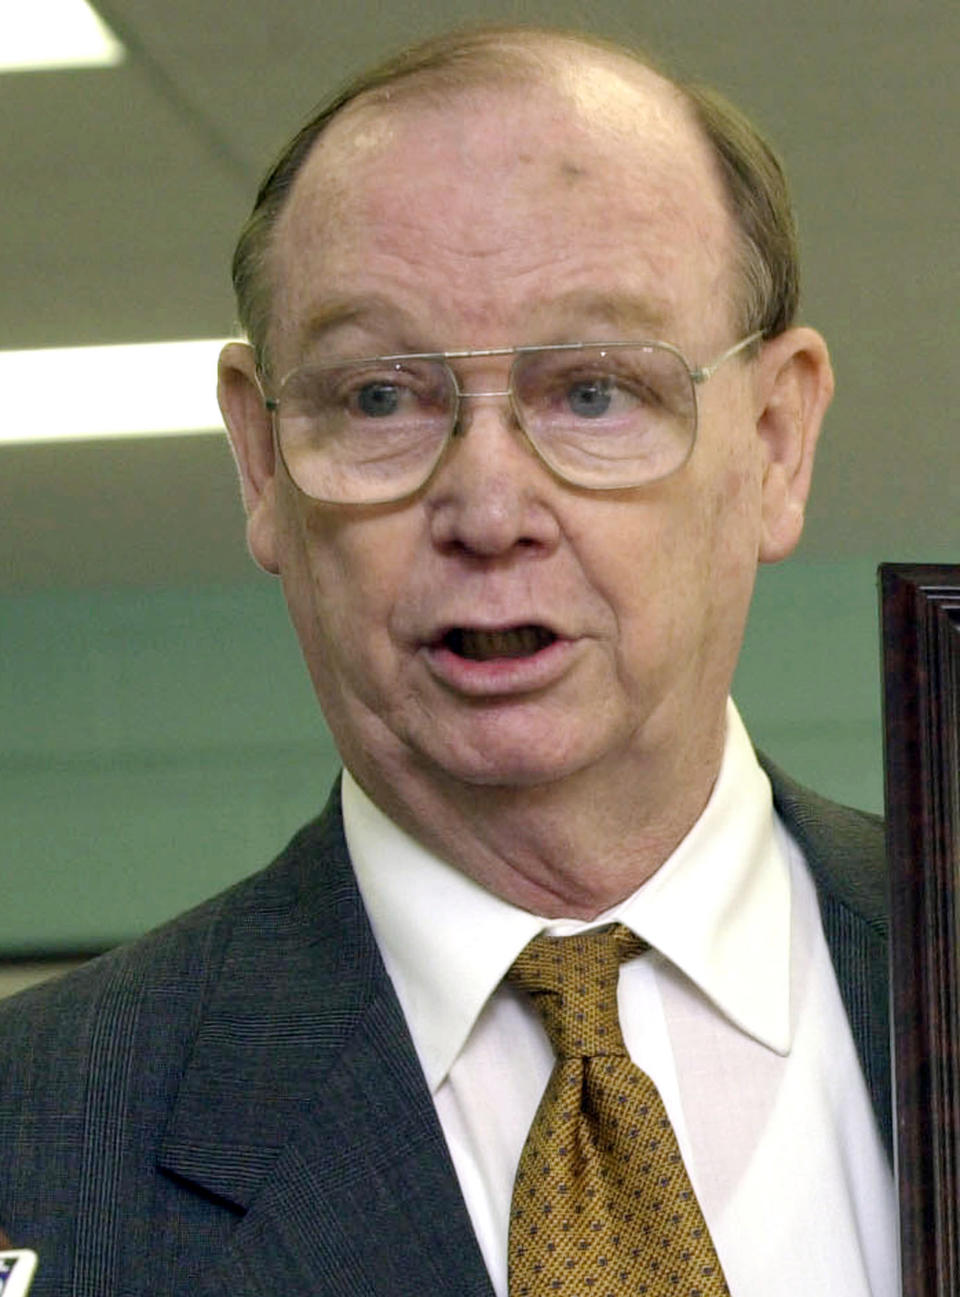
[157,789,493,1296]
[210,991,492,1296]
[761,754,893,1159]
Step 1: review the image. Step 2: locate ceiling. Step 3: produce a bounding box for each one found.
[2,0,956,593]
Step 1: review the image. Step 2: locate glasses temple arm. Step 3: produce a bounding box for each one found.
[690,330,765,384]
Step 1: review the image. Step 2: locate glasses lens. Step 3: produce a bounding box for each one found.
[275,358,454,503]
[513,344,696,489]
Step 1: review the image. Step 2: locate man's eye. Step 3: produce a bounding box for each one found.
[353,381,403,417]
[567,379,614,419]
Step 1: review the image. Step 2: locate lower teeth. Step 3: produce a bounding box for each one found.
[447,626,554,661]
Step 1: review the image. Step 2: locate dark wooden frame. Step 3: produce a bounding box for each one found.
[880,563,960,1295]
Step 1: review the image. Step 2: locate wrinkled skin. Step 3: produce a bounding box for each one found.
[220,53,832,916]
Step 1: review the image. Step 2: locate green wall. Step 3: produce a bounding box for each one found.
[2,558,885,954]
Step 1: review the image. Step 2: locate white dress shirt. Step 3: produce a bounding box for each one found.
[342,701,897,1296]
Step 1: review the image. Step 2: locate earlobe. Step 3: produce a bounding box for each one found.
[754,327,834,564]
[218,342,281,575]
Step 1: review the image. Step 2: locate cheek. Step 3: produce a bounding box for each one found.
[598,455,763,688]
[278,502,417,704]
[712,446,766,568]
[694,453,767,665]
[581,503,703,689]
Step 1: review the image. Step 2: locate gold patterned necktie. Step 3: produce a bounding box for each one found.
[507,923,729,1296]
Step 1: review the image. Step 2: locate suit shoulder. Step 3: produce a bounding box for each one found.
[0,789,347,1096]
[759,752,887,932]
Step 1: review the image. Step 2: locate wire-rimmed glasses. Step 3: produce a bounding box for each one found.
[262,332,762,505]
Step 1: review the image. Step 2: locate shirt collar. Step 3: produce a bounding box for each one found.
[343,699,791,1093]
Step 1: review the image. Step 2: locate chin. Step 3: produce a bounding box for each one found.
[414,726,617,792]
[434,758,576,790]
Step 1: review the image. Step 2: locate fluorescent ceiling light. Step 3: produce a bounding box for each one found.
[3,0,124,73]
[0,340,233,443]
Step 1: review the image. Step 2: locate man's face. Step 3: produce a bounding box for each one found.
[226,66,819,806]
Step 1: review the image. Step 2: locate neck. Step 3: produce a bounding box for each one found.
[346,727,725,919]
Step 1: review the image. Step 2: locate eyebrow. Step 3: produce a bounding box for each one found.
[528,289,674,340]
[294,294,419,358]
[292,288,678,362]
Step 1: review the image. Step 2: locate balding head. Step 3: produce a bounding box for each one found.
[231,26,798,374]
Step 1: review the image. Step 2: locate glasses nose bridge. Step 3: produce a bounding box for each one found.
[458,386,514,400]
[445,353,524,440]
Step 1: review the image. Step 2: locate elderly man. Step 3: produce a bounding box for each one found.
[0,25,894,1297]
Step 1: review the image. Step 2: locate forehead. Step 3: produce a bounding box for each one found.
[268,60,737,364]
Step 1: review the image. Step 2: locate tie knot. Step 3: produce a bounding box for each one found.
[507,923,646,1058]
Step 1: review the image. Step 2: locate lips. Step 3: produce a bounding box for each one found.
[421,620,575,695]
[442,625,558,661]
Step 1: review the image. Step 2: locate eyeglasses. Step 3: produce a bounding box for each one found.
[262,332,763,505]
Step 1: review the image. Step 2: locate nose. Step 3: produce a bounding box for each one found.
[425,395,562,558]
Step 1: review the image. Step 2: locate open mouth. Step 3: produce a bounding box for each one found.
[441,625,558,661]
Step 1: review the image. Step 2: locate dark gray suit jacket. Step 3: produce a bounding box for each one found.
[0,763,889,1295]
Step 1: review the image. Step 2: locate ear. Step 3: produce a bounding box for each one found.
[753,327,834,564]
[218,342,281,575]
